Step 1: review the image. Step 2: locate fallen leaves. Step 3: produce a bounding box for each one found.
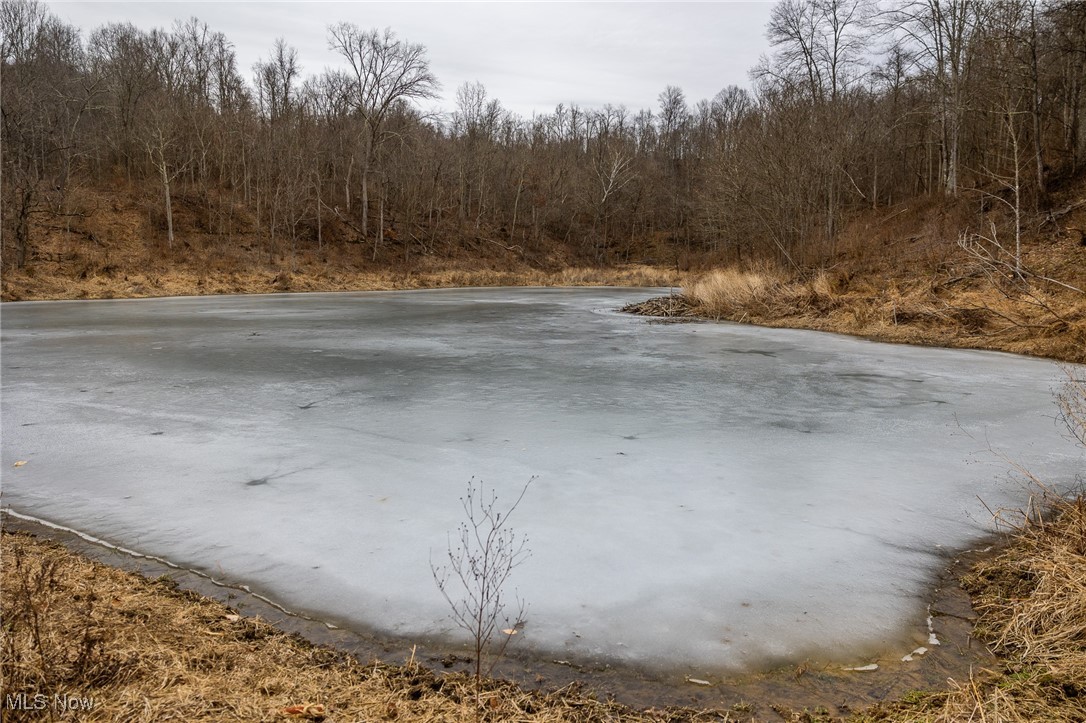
[281,703,327,720]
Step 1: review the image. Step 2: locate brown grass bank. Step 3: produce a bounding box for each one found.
[0,259,684,303]
[0,528,710,723]
[0,186,685,302]
[625,184,1086,364]
[859,491,1086,723]
[3,487,1085,722]
[626,254,1086,364]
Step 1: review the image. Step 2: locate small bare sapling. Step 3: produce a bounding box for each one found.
[432,477,533,684]
[1057,366,1086,449]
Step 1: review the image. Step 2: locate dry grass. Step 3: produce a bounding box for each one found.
[3,374,1084,722]
[859,491,1086,723]
[1,530,739,722]
[864,367,1086,723]
[6,496,1086,723]
[0,264,684,303]
[683,267,784,315]
[637,185,1086,363]
[637,259,1086,363]
[970,493,1086,684]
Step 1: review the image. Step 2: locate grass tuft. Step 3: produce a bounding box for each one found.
[864,490,1086,723]
[684,267,783,316]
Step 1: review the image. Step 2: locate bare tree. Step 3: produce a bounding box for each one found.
[1,0,90,267]
[327,23,438,255]
[590,141,637,259]
[88,23,156,178]
[1045,1,1086,173]
[762,0,869,103]
[142,95,192,248]
[451,81,506,227]
[889,0,980,196]
[253,38,298,124]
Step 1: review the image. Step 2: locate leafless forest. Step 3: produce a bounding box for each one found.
[2,0,1085,274]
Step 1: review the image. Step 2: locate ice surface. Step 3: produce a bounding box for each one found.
[2,288,1082,673]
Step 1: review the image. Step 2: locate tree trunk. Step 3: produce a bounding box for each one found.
[1029,8,1046,197]
[316,184,323,251]
[361,164,369,238]
[361,131,373,238]
[511,174,524,243]
[374,187,383,261]
[14,185,33,268]
[945,105,959,196]
[160,163,175,248]
[344,155,354,212]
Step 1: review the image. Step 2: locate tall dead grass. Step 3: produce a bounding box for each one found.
[1,264,684,302]
[1,536,129,703]
[1058,370,1086,447]
[683,267,784,316]
[682,266,845,319]
[629,262,1086,363]
[858,491,1086,723]
[866,370,1086,723]
[942,491,1086,723]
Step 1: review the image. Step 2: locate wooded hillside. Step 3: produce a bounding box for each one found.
[2,0,1084,360]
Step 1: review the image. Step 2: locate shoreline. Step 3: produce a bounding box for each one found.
[622,293,1086,365]
[0,508,1004,716]
[5,268,1082,364]
[0,265,685,304]
[3,282,1083,719]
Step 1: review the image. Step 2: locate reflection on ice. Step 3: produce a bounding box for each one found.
[1,288,1082,673]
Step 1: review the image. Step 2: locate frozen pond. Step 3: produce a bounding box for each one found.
[1,288,1081,675]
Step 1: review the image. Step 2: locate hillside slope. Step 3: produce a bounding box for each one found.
[2,178,1084,363]
[628,184,1086,364]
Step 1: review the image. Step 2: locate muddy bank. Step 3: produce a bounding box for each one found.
[1,510,1002,720]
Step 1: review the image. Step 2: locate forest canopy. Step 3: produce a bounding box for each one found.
[2,0,1084,270]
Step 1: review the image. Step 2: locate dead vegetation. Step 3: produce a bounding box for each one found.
[0,186,684,304]
[855,489,1086,723]
[432,478,532,697]
[0,530,731,722]
[627,190,1086,364]
[854,368,1086,723]
[5,487,1086,723]
[1058,371,1086,447]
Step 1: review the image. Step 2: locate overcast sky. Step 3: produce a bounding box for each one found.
[52,2,776,118]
